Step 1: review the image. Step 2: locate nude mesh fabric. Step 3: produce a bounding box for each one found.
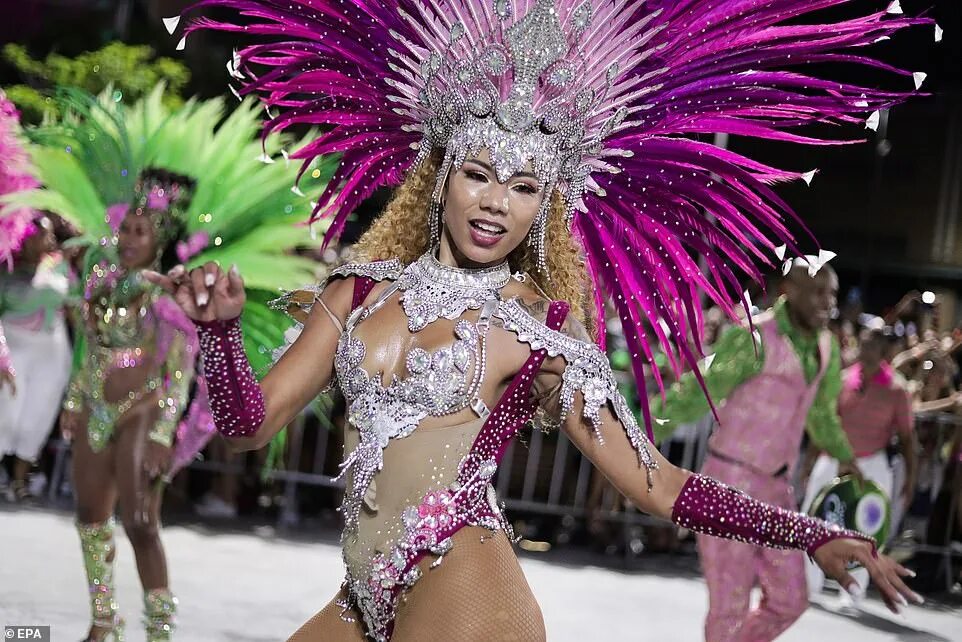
[289,530,545,642]
[317,280,553,640]
[391,528,546,642]
[287,590,367,642]
[341,416,485,583]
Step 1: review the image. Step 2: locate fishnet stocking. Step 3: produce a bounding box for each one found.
[392,527,546,642]
[287,590,367,642]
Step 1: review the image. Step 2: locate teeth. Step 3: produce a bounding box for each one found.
[473,221,504,234]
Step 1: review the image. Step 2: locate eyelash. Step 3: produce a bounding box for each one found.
[466,169,537,194]
[513,183,537,195]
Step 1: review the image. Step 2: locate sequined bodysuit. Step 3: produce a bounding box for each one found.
[65,267,196,451]
[281,253,657,641]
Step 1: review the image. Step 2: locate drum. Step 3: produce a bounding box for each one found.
[807,474,891,548]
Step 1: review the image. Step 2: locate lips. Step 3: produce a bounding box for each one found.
[469,218,506,236]
[468,218,507,248]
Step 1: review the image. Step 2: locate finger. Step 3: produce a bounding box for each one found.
[142,270,177,294]
[203,261,221,288]
[834,568,861,599]
[227,263,244,297]
[168,265,197,307]
[856,550,902,613]
[889,562,925,604]
[167,264,188,284]
[190,267,210,307]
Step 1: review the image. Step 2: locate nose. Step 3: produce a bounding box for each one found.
[479,181,510,216]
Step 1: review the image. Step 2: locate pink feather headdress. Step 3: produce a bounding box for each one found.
[172,0,934,432]
[0,90,41,270]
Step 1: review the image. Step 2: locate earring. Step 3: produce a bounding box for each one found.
[430,156,453,247]
[429,200,442,246]
[529,201,549,274]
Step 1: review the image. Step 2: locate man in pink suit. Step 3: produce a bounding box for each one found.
[653,261,861,641]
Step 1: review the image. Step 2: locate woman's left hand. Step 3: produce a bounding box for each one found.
[813,537,923,613]
[143,440,173,480]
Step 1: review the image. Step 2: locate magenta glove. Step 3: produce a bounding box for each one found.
[195,317,266,437]
[671,474,876,557]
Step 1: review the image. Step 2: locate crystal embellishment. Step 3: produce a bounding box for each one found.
[397,248,509,332]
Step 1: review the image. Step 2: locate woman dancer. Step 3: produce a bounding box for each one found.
[60,169,202,642]
[0,90,73,501]
[165,1,934,639]
[0,215,73,502]
[16,86,332,641]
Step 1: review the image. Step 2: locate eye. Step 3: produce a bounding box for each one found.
[512,183,538,195]
[465,169,488,182]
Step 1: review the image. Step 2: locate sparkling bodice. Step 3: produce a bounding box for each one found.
[332,274,498,538]
[335,317,485,417]
[276,253,657,641]
[83,270,157,350]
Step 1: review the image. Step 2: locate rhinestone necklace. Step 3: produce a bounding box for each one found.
[396,248,510,332]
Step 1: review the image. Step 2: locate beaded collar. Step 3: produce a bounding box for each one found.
[396,248,510,332]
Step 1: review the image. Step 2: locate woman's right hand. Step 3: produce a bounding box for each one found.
[144,262,246,322]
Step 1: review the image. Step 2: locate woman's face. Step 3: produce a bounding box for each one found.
[19,216,55,264]
[117,213,159,270]
[441,148,544,266]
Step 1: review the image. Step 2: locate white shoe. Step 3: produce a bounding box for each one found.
[194,494,238,518]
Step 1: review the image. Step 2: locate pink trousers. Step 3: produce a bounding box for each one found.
[697,456,808,642]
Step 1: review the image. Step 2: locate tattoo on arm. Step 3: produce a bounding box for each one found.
[514,297,550,320]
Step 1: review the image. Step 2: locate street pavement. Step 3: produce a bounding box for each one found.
[1,508,958,641]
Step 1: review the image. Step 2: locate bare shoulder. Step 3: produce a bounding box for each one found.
[317,273,356,318]
[496,283,597,379]
[499,280,591,343]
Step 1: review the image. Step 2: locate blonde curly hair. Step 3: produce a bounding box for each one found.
[353,153,595,337]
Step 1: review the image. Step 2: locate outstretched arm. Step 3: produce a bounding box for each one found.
[145,262,353,451]
[534,312,922,614]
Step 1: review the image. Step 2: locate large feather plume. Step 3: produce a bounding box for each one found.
[176,0,934,435]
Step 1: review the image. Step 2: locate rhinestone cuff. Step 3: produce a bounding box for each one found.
[195,317,265,437]
[671,474,876,558]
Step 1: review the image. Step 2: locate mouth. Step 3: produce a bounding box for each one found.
[469,218,507,237]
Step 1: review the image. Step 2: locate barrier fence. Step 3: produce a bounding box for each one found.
[40,408,961,586]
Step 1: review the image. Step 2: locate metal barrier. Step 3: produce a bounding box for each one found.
[42,408,709,526]
[39,407,961,580]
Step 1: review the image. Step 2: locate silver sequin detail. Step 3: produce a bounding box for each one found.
[495,298,658,481]
[333,255,502,534]
[396,249,509,332]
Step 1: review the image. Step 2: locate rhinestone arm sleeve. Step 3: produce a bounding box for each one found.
[671,474,876,557]
[0,321,12,376]
[195,317,266,437]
